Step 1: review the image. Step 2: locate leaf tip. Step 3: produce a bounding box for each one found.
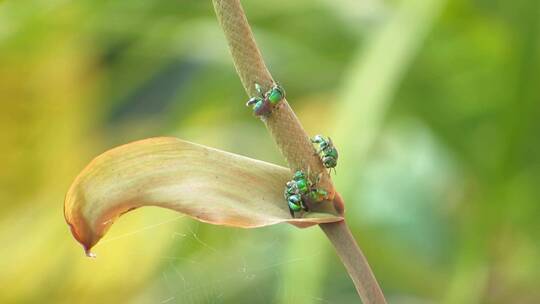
[64,184,101,257]
[65,207,97,256]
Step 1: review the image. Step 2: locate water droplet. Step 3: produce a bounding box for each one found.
[85,250,97,258]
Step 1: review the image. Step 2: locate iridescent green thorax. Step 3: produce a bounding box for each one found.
[295,179,308,193]
[267,86,284,104]
[288,203,302,212]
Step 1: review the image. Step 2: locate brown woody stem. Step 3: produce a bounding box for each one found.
[320,221,387,303]
[211,0,386,302]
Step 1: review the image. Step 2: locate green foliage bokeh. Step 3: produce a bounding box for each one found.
[1,0,539,303]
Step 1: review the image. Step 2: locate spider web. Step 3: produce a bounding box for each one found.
[97,213,330,304]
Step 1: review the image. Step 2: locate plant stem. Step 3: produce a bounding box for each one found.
[320,221,386,304]
[211,0,335,198]
[211,0,386,302]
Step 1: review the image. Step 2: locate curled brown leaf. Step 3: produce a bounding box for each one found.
[64,137,343,256]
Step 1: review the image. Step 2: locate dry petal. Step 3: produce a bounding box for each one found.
[64,137,343,255]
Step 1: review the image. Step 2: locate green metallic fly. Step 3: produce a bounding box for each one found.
[284,170,328,217]
[312,135,338,172]
[246,83,285,116]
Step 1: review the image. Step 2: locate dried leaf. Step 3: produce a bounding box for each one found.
[65,137,343,255]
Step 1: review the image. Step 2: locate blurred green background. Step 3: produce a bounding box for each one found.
[1,0,539,303]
